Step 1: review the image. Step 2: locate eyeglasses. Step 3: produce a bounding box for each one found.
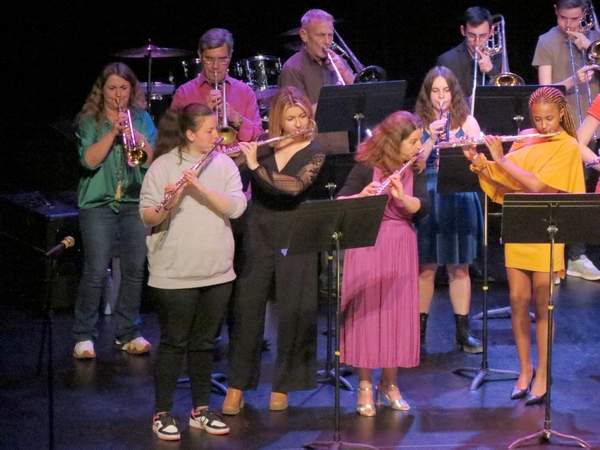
[202,56,231,65]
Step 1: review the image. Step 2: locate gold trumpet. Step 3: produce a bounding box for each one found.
[214,71,237,144]
[155,137,225,212]
[375,147,426,195]
[116,98,148,167]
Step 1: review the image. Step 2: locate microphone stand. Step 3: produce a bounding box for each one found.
[36,254,61,450]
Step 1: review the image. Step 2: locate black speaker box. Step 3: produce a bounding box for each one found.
[0,191,81,310]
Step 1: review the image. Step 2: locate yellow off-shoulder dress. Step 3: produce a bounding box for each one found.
[476,130,585,276]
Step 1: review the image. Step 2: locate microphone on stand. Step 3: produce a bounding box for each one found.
[45,236,75,258]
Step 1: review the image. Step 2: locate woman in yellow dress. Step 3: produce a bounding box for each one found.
[463,86,585,405]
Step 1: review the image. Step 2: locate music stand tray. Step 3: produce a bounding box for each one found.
[502,193,597,449]
[282,196,387,450]
[314,81,407,147]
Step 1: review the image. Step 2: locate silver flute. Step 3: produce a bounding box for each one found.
[432,131,560,149]
[375,147,426,195]
[154,137,224,212]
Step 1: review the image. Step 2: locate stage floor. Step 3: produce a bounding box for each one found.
[1,239,599,450]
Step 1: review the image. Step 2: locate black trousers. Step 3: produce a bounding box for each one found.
[227,213,319,393]
[153,282,231,412]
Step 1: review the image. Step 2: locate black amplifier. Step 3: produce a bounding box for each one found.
[0,191,81,309]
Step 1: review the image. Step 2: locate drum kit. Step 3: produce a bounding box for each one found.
[113,27,384,124]
[112,41,284,122]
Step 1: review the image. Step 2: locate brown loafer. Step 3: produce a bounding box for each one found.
[222,388,244,415]
[269,392,288,411]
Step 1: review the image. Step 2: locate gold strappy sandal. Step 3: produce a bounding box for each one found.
[376,384,410,411]
[356,385,376,417]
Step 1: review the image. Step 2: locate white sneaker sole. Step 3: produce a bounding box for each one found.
[566,269,600,281]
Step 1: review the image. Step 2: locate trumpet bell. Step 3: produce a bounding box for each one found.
[218,126,238,145]
[587,40,600,65]
[354,65,387,83]
[127,147,148,166]
[491,72,525,86]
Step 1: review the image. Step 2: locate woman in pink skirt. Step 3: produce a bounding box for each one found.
[337,111,430,416]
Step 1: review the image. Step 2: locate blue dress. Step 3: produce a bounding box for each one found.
[416,129,484,265]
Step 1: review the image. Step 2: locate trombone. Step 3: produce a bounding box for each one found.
[567,2,600,127]
[328,30,386,83]
[472,15,523,115]
[214,71,237,145]
[487,15,524,86]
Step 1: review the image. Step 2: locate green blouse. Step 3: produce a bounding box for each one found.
[76,110,156,212]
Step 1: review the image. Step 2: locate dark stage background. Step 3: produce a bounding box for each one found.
[2,0,568,193]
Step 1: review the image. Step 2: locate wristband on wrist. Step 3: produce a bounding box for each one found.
[470,154,488,173]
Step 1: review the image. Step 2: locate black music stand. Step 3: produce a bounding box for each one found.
[502,193,597,449]
[474,85,566,135]
[315,81,407,148]
[280,196,386,450]
[316,182,354,392]
[437,146,520,390]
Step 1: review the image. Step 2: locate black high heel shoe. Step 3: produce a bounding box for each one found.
[510,368,536,400]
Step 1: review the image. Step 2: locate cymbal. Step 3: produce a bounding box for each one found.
[280,27,300,37]
[284,41,303,52]
[113,44,194,59]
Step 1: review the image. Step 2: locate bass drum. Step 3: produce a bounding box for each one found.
[234,55,281,100]
[140,82,176,122]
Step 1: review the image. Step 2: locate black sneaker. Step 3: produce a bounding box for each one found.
[189,408,230,435]
[153,412,180,441]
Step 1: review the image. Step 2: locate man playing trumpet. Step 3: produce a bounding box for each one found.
[171,28,263,145]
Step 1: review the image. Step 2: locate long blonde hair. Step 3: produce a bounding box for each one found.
[268,86,315,145]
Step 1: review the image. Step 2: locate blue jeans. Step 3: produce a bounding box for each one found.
[73,203,147,344]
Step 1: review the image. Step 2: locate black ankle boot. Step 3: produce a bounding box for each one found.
[454,314,483,354]
[420,313,428,350]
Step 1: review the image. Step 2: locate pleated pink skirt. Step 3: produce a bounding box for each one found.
[340,219,420,369]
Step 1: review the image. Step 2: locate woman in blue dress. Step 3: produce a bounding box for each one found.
[414,66,484,353]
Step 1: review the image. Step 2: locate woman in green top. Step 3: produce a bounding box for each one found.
[72,62,156,359]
